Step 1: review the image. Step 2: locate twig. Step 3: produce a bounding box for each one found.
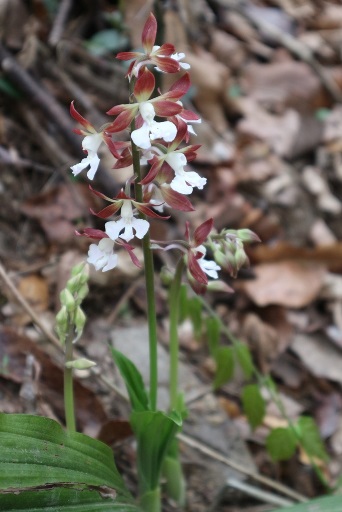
[0,145,54,174]
[0,43,81,154]
[215,0,342,103]
[0,261,61,350]
[48,0,73,47]
[178,432,307,503]
[225,477,294,507]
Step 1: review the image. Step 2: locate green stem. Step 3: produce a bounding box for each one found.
[64,326,76,432]
[130,86,158,411]
[169,257,184,410]
[140,488,161,512]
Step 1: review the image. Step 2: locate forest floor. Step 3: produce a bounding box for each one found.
[1,1,342,510]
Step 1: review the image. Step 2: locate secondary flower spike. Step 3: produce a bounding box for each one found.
[116,13,183,77]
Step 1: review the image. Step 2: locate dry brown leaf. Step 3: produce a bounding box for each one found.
[240,261,326,308]
[251,242,342,273]
[241,61,328,113]
[292,333,342,385]
[18,274,49,311]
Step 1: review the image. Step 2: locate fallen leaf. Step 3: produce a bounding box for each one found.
[292,333,342,385]
[240,261,326,307]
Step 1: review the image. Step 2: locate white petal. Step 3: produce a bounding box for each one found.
[87,238,117,272]
[150,121,177,142]
[184,171,207,190]
[86,153,101,180]
[105,219,126,241]
[198,258,221,279]
[131,123,151,149]
[71,158,90,177]
[82,133,103,152]
[121,224,134,242]
[102,253,118,272]
[139,102,155,125]
[165,152,187,173]
[170,175,193,195]
[132,218,150,239]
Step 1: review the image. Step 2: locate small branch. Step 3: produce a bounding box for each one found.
[48,0,73,47]
[178,432,307,503]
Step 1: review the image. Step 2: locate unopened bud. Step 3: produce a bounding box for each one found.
[75,306,86,335]
[237,229,261,243]
[65,358,96,370]
[160,266,174,286]
[71,262,88,277]
[235,248,249,271]
[214,250,236,276]
[60,289,76,312]
[56,306,68,344]
[207,280,234,293]
[76,283,89,304]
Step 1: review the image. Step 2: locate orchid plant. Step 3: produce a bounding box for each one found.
[69,13,258,511]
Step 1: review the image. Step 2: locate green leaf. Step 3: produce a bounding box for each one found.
[297,416,329,461]
[85,30,129,56]
[111,348,149,412]
[213,346,234,389]
[242,384,265,429]
[271,495,342,512]
[266,427,298,461]
[0,489,139,511]
[234,342,254,379]
[188,296,202,340]
[205,316,221,356]
[0,414,138,510]
[130,410,182,495]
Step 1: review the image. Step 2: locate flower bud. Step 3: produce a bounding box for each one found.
[235,248,248,271]
[56,306,68,344]
[236,229,261,243]
[60,289,76,312]
[75,306,86,336]
[214,250,236,276]
[71,262,89,277]
[207,280,234,293]
[160,266,174,286]
[76,283,89,304]
[65,358,96,370]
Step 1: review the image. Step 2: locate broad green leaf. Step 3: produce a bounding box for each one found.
[130,410,182,495]
[213,346,234,390]
[0,489,139,511]
[206,316,221,356]
[111,348,149,412]
[234,342,254,379]
[266,427,297,461]
[0,414,138,510]
[85,30,129,56]
[297,416,329,461]
[271,495,342,512]
[188,296,202,340]
[242,384,265,429]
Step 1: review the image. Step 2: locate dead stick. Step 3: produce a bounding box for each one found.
[48,0,73,47]
[178,432,307,503]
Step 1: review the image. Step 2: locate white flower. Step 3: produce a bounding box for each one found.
[131,102,177,149]
[196,245,221,279]
[153,49,190,72]
[105,200,150,242]
[71,132,103,180]
[165,151,207,195]
[87,238,118,272]
[170,52,190,70]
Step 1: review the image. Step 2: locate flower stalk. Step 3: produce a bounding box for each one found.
[169,257,184,410]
